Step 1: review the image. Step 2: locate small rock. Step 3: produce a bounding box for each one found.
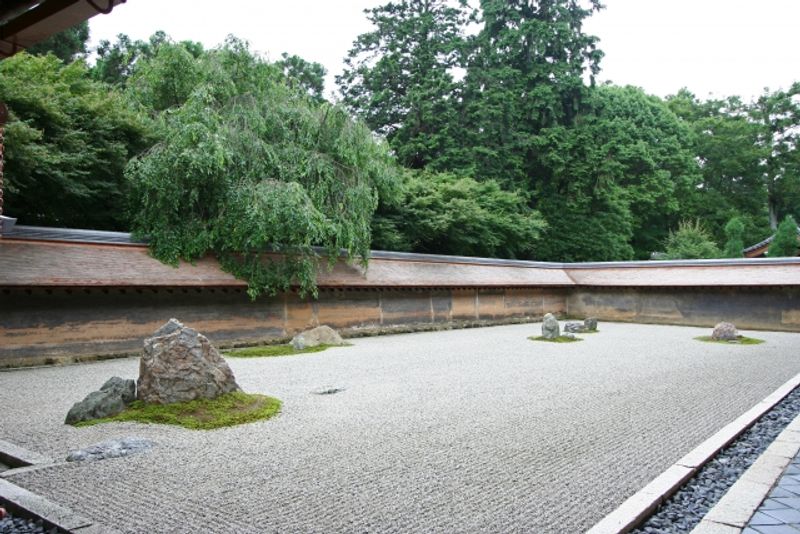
[711,321,738,341]
[311,386,345,395]
[291,325,346,350]
[66,437,155,462]
[100,376,136,404]
[564,333,576,340]
[564,322,586,333]
[541,313,560,339]
[584,317,598,331]
[65,376,137,425]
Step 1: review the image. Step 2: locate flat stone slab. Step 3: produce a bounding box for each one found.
[1,322,799,532]
[66,437,155,463]
[0,439,51,468]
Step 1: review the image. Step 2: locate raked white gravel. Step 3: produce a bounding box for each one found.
[1,322,799,533]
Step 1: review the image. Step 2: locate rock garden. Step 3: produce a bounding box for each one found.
[65,318,282,430]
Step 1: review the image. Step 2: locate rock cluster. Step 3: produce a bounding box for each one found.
[564,317,599,334]
[66,437,155,462]
[65,376,136,425]
[711,321,739,341]
[138,319,240,404]
[541,313,561,339]
[291,325,346,350]
[66,319,242,424]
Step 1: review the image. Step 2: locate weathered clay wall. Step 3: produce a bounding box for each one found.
[0,287,567,368]
[567,287,800,332]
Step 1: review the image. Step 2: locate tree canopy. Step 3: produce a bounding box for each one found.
[372,169,546,258]
[0,52,149,229]
[3,1,800,298]
[126,39,398,298]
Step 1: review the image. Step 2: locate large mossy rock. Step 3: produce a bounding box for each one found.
[290,325,345,350]
[138,319,240,405]
[65,377,136,425]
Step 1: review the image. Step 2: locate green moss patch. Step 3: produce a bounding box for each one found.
[695,336,765,345]
[224,343,342,358]
[528,335,582,343]
[74,391,282,430]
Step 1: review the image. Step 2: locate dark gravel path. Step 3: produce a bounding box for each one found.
[0,508,56,534]
[633,386,800,533]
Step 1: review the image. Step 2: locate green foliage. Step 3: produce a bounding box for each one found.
[663,220,721,260]
[722,217,745,258]
[768,215,799,257]
[127,40,204,112]
[92,31,205,87]
[27,22,89,62]
[752,84,800,229]
[694,336,764,345]
[533,85,698,260]
[338,0,471,169]
[0,53,150,229]
[74,391,282,430]
[452,0,604,186]
[277,52,327,102]
[666,90,772,246]
[127,39,398,298]
[224,344,339,358]
[371,170,546,258]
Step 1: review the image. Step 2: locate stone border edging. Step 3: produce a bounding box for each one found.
[0,478,93,532]
[586,372,800,534]
[690,413,800,533]
[0,438,51,469]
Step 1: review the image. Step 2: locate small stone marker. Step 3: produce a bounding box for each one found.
[65,376,136,425]
[311,386,345,395]
[564,322,585,333]
[711,322,738,341]
[542,313,560,339]
[291,325,346,350]
[564,317,598,334]
[66,437,154,462]
[138,318,240,404]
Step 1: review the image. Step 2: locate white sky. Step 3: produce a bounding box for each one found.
[88,0,800,102]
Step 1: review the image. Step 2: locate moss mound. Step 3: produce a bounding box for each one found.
[224,344,339,358]
[695,336,764,345]
[75,391,282,430]
[528,335,582,343]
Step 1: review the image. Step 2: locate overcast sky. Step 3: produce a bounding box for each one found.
[88,0,800,102]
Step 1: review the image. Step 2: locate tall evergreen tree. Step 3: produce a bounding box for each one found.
[455,0,604,187]
[722,216,745,258]
[768,215,799,257]
[277,53,327,102]
[337,0,471,169]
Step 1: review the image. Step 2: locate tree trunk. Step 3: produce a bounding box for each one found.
[769,195,778,230]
